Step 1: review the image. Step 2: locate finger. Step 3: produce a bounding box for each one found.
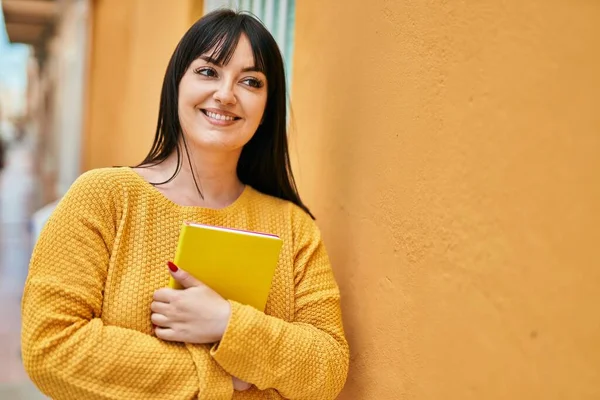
[167,261,203,289]
[150,313,171,328]
[232,376,252,391]
[153,288,174,302]
[154,326,177,342]
[150,301,169,314]
[235,382,252,391]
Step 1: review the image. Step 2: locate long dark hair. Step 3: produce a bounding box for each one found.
[138,9,314,219]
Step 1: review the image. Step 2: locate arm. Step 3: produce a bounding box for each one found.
[209,213,350,399]
[21,172,232,400]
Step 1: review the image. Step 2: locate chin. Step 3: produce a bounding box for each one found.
[185,137,245,153]
[181,125,253,150]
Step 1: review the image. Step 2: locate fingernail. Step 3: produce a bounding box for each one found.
[167,261,178,272]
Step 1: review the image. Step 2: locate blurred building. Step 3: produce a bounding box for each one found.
[2,0,90,206]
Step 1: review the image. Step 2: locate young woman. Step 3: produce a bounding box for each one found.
[21,9,349,399]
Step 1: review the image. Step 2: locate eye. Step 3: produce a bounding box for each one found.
[241,77,264,88]
[194,67,217,77]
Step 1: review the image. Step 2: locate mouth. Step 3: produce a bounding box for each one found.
[200,108,242,123]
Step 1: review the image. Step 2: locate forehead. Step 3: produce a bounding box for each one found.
[204,34,256,67]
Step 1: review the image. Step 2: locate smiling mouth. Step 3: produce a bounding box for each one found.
[200,109,241,122]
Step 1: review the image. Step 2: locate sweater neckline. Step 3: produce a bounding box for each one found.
[122,167,252,214]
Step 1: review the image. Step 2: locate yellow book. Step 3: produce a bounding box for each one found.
[168,221,283,311]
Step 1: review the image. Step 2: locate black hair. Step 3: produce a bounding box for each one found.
[137,9,314,219]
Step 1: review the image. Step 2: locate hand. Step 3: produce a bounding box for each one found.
[232,376,252,391]
[151,261,231,344]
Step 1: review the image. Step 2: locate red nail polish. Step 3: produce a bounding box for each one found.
[167,261,178,272]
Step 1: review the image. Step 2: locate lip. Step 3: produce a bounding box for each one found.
[199,108,242,127]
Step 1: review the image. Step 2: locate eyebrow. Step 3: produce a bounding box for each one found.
[199,55,263,73]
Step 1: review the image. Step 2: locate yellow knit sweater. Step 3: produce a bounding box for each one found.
[21,168,349,400]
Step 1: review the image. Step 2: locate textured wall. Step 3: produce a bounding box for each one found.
[83,0,202,170]
[291,1,600,398]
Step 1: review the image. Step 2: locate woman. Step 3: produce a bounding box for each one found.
[21,9,349,400]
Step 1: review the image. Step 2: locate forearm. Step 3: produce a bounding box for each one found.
[210,301,349,400]
[22,286,232,399]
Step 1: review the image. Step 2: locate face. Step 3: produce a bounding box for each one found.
[177,34,268,153]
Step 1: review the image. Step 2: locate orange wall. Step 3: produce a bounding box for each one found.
[291,1,600,399]
[83,0,202,170]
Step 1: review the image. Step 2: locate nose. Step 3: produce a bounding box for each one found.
[213,81,237,105]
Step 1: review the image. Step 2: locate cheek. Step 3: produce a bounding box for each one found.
[179,78,209,107]
[246,96,267,125]
[177,89,192,117]
[177,100,192,127]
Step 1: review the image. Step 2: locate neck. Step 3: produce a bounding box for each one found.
[160,145,245,208]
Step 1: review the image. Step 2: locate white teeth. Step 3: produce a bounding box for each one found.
[206,111,235,121]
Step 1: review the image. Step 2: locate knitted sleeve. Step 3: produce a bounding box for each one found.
[210,208,350,399]
[21,171,232,400]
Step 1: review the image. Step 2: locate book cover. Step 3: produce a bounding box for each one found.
[168,222,283,311]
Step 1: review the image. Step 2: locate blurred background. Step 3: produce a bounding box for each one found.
[0,0,599,399]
